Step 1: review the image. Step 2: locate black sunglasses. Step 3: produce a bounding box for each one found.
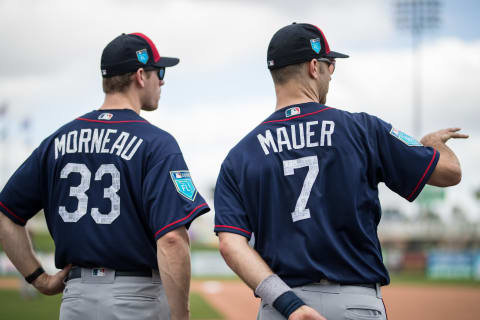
[317,58,336,73]
[157,67,165,80]
[144,67,165,80]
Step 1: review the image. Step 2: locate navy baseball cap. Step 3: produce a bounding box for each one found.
[101,33,179,78]
[267,23,349,70]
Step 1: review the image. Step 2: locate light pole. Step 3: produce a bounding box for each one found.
[0,101,8,188]
[395,0,441,137]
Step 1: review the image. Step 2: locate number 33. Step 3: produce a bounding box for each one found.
[59,163,120,224]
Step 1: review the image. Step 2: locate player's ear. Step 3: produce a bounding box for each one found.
[308,59,319,79]
[134,68,146,88]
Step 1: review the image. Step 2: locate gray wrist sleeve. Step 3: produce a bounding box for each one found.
[254,274,291,305]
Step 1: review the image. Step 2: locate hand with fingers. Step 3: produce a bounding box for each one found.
[420,127,468,186]
[289,306,327,320]
[32,264,72,295]
[420,128,469,146]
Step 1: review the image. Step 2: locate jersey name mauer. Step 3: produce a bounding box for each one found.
[257,120,335,155]
[54,129,143,160]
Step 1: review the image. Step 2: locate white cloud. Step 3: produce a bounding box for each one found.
[330,38,480,137]
[0,0,394,78]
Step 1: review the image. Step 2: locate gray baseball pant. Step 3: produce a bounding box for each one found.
[257,282,387,320]
[59,268,170,320]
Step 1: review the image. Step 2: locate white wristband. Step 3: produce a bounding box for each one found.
[255,274,291,306]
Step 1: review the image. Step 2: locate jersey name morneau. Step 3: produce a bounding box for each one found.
[54,128,143,160]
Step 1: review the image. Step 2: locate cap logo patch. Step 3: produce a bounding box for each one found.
[310,38,321,54]
[286,106,301,118]
[101,69,107,76]
[268,60,275,67]
[170,170,197,201]
[136,48,149,64]
[98,113,113,120]
[389,127,423,146]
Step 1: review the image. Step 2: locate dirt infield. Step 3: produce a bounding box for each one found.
[191,280,480,320]
[2,278,479,319]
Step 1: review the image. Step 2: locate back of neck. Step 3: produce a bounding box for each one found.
[274,83,319,111]
[100,92,141,114]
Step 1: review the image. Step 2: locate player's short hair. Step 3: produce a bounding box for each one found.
[102,72,135,94]
[270,62,308,85]
[102,70,154,94]
[270,60,329,86]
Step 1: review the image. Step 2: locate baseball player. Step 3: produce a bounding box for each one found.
[0,33,210,320]
[214,23,468,320]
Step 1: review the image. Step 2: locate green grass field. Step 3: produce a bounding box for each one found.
[2,232,220,253]
[0,231,55,253]
[390,272,480,287]
[0,290,223,319]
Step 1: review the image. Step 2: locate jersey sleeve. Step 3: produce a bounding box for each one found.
[143,150,210,241]
[369,116,440,202]
[214,159,252,240]
[0,148,43,225]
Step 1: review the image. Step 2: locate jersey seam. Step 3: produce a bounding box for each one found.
[144,152,183,177]
[0,201,26,224]
[154,203,208,238]
[215,224,252,236]
[263,107,333,124]
[406,149,437,200]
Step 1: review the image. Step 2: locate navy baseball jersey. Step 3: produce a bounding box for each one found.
[0,109,210,271]
[214,102,439,287]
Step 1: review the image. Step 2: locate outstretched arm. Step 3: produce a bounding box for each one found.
[0,213,70,295]
[421,128,468,187]
[156,226,191,320]
[218,232,326,320]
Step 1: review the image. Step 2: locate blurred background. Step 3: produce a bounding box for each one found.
[0,0,479,319]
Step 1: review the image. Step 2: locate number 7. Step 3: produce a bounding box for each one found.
[283,156,319,222]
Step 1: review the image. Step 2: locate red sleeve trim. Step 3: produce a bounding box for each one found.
[0,201,26,224]
[77,118,148,124]
[154,203,208,238]
[215,225,252,236]
[407,149,437,201]
[263,107,333,124]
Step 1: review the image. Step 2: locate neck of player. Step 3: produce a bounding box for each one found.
[274,80,325,112]
[100,91,142,114]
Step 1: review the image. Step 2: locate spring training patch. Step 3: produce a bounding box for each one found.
[136,48,149,64]
[310,38,321,54]
[389,127,423,146]
[170,170,197,201]
[286,106,301,118]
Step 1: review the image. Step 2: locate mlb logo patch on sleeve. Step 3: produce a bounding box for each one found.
[389,127,423,146]
[170,170,197,201]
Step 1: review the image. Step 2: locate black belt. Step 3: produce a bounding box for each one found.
[317,279,376,290]
[66,267,153,281]
[352,283,376,289]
